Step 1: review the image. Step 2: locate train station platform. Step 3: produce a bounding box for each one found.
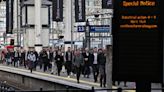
[0,65,135,92]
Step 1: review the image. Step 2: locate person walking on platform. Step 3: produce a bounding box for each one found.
[38,50,43,70]
[65,47,73,78]
[5,49,12,65]
[98,49,106,87]
[90,47,99,82]
[40,48,49,72]
[21,48,26,68]
[51,47,58,74]
[73,49,84,83]
[49,47,54,69]
[55,50,64,76]
[1,50,6,64]
[83,48,90,78]
[81,49,86,76]
[10,49,15,65]
[27,49,37,73]
[14,48,21,67]
[33,49,38,70]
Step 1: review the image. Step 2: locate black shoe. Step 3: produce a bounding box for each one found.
[87,75,89,78]
[51,72,54,75]
[77,80,80,83]
[100,84,102,87]
[103,85,106,88]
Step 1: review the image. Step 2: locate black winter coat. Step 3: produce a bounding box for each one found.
[97,53,106,65]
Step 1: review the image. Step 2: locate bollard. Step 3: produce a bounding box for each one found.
[118,88,122,92]
[91,87,95,92]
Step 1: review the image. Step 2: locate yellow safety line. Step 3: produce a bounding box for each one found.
[0,65,135,92]
[0,66,100,86]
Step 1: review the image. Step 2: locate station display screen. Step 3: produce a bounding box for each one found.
[112,0,163,82]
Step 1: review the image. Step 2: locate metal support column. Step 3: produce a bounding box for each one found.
[35,0,42,52]
[71,0,74,50]
[16,0,20,47]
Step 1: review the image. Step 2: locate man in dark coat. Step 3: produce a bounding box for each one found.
[89,47,99,82]
[83,48,90,78]
[97,49,106,87]
[40,48,49,72]
[73,49,84,83]
[14,48,21,67]
[65,47,73,77]
[55,50,64,76]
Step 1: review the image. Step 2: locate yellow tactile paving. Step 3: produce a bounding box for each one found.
[0,65,135,92]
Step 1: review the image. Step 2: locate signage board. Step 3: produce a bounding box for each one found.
[102,0,113,9]
[6,0,14,34]
[75,0,86,22]
[77,25,110,32]
[90,25,110,32]
[112,0,163,82]
[52,0,63,22]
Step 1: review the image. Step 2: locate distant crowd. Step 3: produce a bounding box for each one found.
[0,46,126,87]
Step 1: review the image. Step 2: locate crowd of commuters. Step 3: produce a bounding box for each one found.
[0,46,117,88]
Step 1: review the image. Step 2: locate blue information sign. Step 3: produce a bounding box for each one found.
[77,25,110,32]
[90,25,110,32]
[77,26,85,32]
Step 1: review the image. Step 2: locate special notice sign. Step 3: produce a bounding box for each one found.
[112,0,163,82]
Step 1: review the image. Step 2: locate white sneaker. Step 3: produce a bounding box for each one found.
[67,76,70,78]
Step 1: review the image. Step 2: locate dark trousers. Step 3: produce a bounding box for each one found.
[84,64,90,77]
[21,58,26,68]
[39,60,43,70]
[56,62,62,76]
[92,64,99,82]
[81,65,85,75]
[43,62,49,72]
[100,74,106,87]
[99,65,106,87]
[28,61,34,73]
[14,58,19,67]
[75,66,81,83]
[65,61,72,76]
[33,61,38,70]
[48,59,52,69]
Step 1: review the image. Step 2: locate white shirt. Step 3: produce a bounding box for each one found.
[93,52,98,64]
[47,51,50,59]
[86,53,89,56]
[27,53,36,62]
